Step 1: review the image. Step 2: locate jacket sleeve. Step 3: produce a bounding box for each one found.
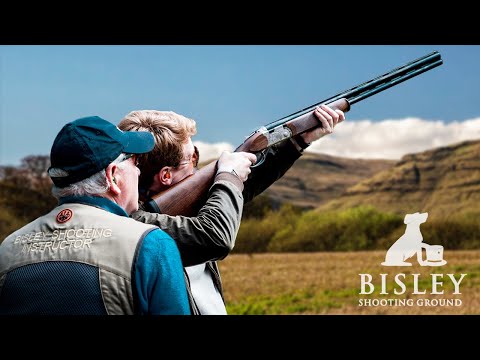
[242,137,303,203]
[134,229,191,315]
[131,172,244,267]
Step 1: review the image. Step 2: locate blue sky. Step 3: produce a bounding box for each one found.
[1,45,479,165]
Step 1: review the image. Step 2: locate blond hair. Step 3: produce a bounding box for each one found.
[118,110,197,190]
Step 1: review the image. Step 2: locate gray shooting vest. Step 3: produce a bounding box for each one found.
[0,203,156,315]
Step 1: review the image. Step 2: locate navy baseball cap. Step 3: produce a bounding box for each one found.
[48,116,154,187]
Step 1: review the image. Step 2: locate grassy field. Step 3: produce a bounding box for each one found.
[219,250,480,314]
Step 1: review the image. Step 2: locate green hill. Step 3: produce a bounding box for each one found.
[318,139,480,220]
[262,153,395,209]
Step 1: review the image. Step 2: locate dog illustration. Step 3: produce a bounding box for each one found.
[382,212,429,266]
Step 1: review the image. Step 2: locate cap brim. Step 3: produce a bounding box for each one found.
[123,131,155,154]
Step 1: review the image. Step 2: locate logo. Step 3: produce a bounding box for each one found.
[358,211,467,309]
[381,212,447,267]
[56,209,73,223]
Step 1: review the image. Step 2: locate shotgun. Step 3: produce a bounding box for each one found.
[145,51,443,216]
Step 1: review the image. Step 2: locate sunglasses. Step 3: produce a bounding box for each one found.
[175,146,199,168]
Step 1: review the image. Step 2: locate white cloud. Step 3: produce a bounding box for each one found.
[194,118,480,160]
[193,141,234,163]
[307,117,480,159]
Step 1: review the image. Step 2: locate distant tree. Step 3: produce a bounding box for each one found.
[243,194,274,219]
[0,155,52,192]
[21,155,50,178]
[0,155,55,241]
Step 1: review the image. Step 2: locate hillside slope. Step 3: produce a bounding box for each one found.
[318,139,480,219]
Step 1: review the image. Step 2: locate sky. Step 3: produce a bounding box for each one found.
[1,45,480,166]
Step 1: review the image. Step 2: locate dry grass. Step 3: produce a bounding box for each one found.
[219,250,480,314]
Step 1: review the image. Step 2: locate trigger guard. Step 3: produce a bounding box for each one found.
[251,151,266,168]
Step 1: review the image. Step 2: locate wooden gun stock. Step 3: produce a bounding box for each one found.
[146,161,218,216]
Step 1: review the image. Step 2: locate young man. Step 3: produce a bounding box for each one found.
[0,116,191,315]
[118,104,345,314]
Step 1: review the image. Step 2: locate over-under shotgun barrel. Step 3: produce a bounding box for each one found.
[265,51,442,129]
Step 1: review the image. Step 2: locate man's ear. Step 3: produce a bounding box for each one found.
[106,164,121,195]
[157,166,173,186]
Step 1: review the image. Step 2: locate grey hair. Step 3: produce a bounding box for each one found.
[51,153,128,200]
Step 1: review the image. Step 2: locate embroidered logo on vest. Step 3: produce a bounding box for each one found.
[56,209,73,223]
